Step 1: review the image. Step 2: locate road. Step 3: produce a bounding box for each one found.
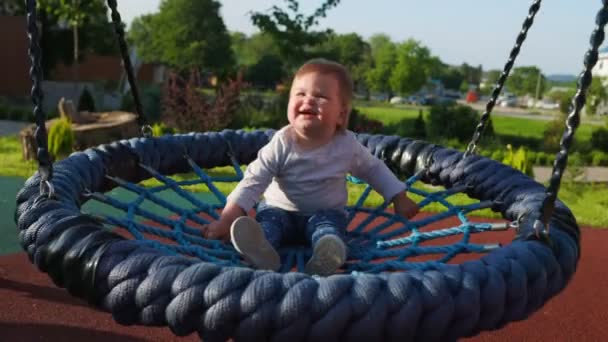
[460,100,606,125]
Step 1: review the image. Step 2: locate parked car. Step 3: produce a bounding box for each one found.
[407,95,426,105]
[498,95,518,107]
[535,99,560,110]
[389,96,407,104]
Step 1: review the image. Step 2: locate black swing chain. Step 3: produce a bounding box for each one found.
[106,0,150,136]
[464,0,542,157]
[538,2,608,233]
[25,0,54,196]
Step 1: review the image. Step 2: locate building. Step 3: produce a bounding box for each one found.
[592,46,608,77]
[0,15,31,97]
[0,15,164,109]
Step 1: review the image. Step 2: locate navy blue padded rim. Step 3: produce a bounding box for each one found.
[14,129,580,341]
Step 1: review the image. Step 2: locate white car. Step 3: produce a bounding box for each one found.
[536,100,560,110]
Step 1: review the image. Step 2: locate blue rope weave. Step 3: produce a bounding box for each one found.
[14,130,580,341]
[82,143,509,274]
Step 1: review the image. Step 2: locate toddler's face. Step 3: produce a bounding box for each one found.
[287,72,346,141]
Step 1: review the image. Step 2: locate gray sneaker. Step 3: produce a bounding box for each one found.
[230,216,280,271]
[305,235,347,276]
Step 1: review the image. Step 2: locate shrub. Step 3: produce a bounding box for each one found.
[502,145,533,177]
[142,85,162,122]
[565,151,585,181]
[229,91,289,130]
[591,127,608,152]
[490,150,504,162]
[48,117,74,158]
[535,152,547,166]
[426,103,480,143]
[411,110,426,139]
[151,122,174,137]
[591,150,608,166]
[348,108,384,134]
[542,117,565,152]
[527,151,537,164]
[162,69,244,132]
[78,87,96,112]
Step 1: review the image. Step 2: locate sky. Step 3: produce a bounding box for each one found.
[115,0,605,76]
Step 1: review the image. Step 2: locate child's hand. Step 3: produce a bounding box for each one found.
[392,192,419,219]
[202,220,230,240]
[202,202,247,240]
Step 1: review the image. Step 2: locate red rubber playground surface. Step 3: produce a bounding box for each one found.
[1,225,607,341]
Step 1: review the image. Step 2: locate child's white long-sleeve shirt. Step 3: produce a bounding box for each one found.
[227,125,406,215]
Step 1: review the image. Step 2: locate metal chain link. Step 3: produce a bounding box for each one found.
[106,0,149,135]
[25,0,54,195]
[537,2,608,233]
[464,0,542,157]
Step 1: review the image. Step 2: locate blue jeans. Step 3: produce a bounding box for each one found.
[255,201,348,250]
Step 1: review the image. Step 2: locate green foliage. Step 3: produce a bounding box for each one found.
[244,55,285,90]
[366,35,397,95]
[542,116,565,152]
[412,110,426,139]
[590,150,608,166]
[231,32,281,67]
[505,66,545,96]
[229,91,289,130]
[502,144,534,176]
[433,63,466,90]
[151,122,175,136]
[48,117,74,158]
[389,39,437,95]
[250,0,341,70]
[311,32,373,90]
[591,127,608,152]
[490,150,504,162]
[535,152,547,166]
[77,87,96,112]
[129,0,235,76]
[0,105,33,122]
[13,0,117,76]
[426,103,479,143]
[548,88,576,114]
[585,77,607,115]
[348,108,384,134]
[479,69,502,95]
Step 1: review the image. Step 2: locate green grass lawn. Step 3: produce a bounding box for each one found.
[0,136,37,178]
[356,103,595,143]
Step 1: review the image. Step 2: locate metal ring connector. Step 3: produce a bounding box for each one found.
[141,125,153,137]
[40,180,55,198]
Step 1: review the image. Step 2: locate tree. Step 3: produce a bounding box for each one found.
[459,63,483,85]
[245,55,285,89]
[506,66,545,97]
[480,69,502,95]
[250,0,341,70]
[389,39,436,95]
[585,77,607,115]
[8,0,117,78]
[230,32,280,67]
[311,32,372,90]
[129,0,235,77]
[40,0,109,84]
[434,64,466,90]
[366,37,396,97]
[229,32,284,89]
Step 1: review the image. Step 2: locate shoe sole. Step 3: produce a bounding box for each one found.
[305,235,346,276]
[230,216,280,271]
